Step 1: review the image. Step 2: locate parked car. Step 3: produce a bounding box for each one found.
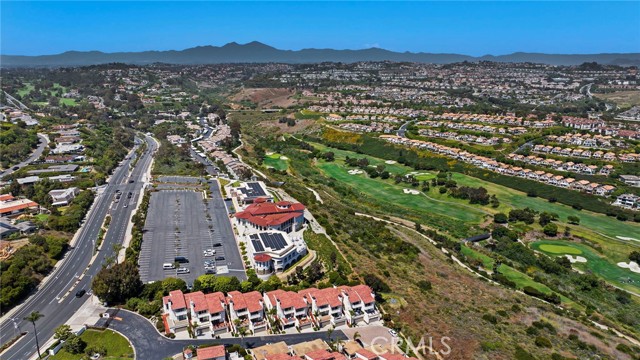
[212,242,223,247]
[389,329,398,337]
[176,268,190,274]
[174,256,189,263]
[215,256,225,261]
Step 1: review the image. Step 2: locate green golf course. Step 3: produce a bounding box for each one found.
[264,152,289,171]
[531,240,640,294]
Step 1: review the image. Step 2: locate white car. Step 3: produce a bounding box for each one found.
[176,268,190,274]
[389,329,398,337]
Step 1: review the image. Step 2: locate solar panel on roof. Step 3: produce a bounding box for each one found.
[252,239,265,252]
[247,182,266,197]
[259,232,287,251]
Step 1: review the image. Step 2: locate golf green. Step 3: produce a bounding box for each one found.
[538,244,583,255]
[532,240,640,294]
[264,153,289,171]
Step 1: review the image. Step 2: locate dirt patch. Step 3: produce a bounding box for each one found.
[231,88,298,108]
[594,90,640,107]
[258,119,319,134]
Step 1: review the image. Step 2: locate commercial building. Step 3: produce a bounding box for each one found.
[235,199,305,233]
[231,181,273,204]
[0,194,39,218]
[250,231,307,276]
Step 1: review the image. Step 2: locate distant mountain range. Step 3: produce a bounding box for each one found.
[2,41,640,67]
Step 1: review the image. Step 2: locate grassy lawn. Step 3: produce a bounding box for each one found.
[318,161,485,223]
[532,240,640,294]
[460,245,574,305]
[311,141,487,223]
[17,84,34,97]
[313,142,640,244]
[50,329,133,360]
[263,152,289,171]
[34,214,49,222]
[59,98,77,106]
[460,245,494,269]
[309,141,639,265]
[537,244,583,255]
[303,230,351,272]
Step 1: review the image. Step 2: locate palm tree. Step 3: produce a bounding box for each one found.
[24,311,44,359]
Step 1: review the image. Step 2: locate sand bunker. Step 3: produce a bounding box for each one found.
[279,156,289,160]
[403,188,420,195]
[348,169,364,175]
[385,160,397,164]
[266,152,274,156]
[565,255,587,263]
[616,236,640,242]
[617,261,640,273]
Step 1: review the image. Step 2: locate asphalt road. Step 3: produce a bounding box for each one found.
[0,133,48,178]
[0,135,158,360]
[190,148,219,176]
[206,179,246,281]
[396,120,412,138]
[108,309,347,360]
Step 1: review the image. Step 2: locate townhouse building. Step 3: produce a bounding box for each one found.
[184,291,229,336]
[227,291,268,333]
[339,285,380,325]
[298,287,347,328]
[264,289,313,330]
[162,290,190,334]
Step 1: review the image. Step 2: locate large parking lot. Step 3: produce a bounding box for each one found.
[138,180,246,285]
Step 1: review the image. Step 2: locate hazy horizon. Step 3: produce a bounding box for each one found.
[2,1,639,56]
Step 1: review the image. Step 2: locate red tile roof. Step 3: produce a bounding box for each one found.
[163,290,187,310]
[234,201,305,227]
[205,292,226,314]
[339,285,375,305]
[266,354,297,360]
[198,345,226,360]
[304,350,346,360]
[0,194,15,202]
[355,349,378,360]
[185,291,207,312]
[227,291,264,313]
[299,287,343,308]
[267,289,308,310]
[379,354,416,360]
[0,200,39,215]
[254,254,272,262]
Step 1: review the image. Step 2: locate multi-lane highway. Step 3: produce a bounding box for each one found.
[0,135,158,360]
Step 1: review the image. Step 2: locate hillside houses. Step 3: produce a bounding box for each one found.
[337,122,394,133]
[418,129,510,146]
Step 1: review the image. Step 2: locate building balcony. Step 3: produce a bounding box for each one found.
[251,320,268,332]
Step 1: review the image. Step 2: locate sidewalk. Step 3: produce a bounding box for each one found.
[29,297,106,360]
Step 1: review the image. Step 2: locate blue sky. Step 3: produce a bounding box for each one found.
[1,1,639,56]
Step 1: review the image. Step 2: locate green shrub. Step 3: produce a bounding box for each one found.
[534,336,552,348]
